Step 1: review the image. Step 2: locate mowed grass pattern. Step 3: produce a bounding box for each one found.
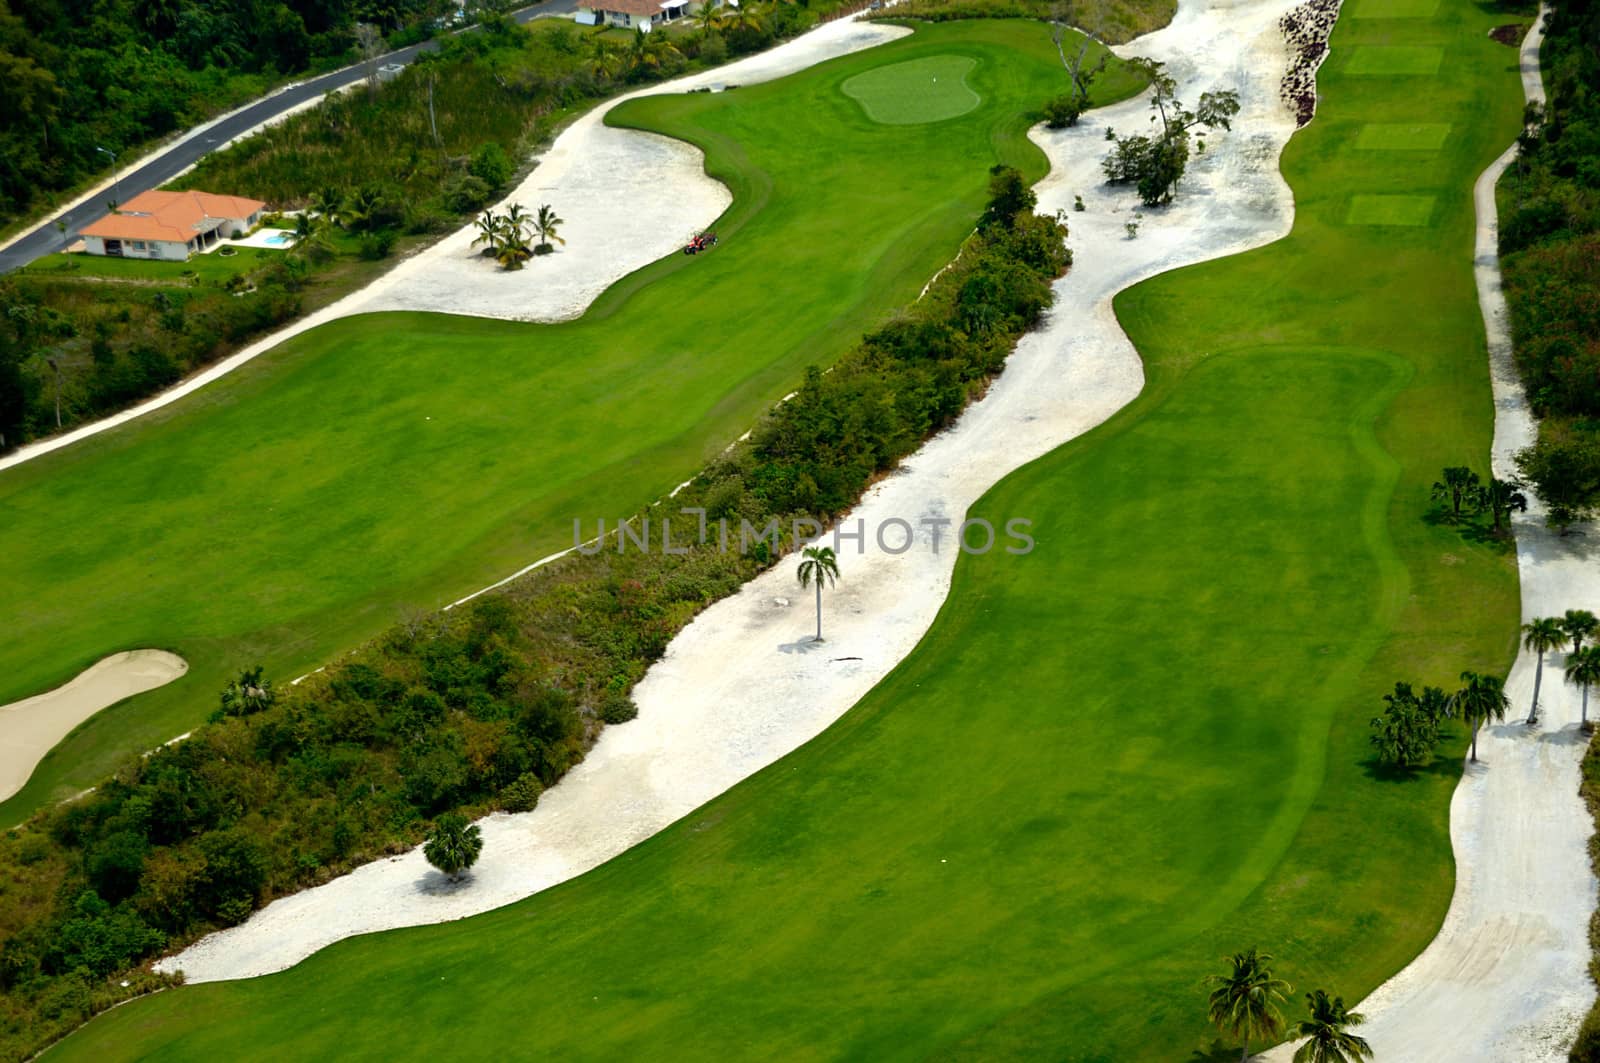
[1346,192,1437,225]
[1355,121,1452,150]
[841,54,981,124]
[49,0,1523,1059]
[0,23,1143,819]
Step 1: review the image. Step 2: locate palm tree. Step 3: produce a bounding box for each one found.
[423,812,483,882]
[1291,990,1373,1063]
[724,0,765,33]
[1451,670,1509,762]
[1523,617,1567,724]
[494,227,532,271]
[586,34,622,80]
[1431,465,1480,521]
[627,25,683,76]
[1205,947,1291,1063]
[1563,609,1599,656]
[694,0,724,38]
[309,185,344,226]
[796,545,839,641]
[503,202,531,239]
[1567,646,1600,729]
[217,665,275,719]
[533,203,565,254]
[471,209,503,257]
[1476,476,1528,533]
[288,212,335,261]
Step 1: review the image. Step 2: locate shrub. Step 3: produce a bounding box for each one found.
[469,142,515,189]
[500,772,544,812]
[358,229,397,260]
[600,692,639,724]
[1043,94,1083,129]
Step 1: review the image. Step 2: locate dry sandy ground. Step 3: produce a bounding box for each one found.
[1264,11,1600,1061]
[159,0,1307,983]
[0,651,187,803]
[0,20,905,477]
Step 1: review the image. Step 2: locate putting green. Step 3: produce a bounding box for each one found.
[841,54,982,124]
[1346,193,1438,225]
[1356,122,1452,150]
[48,0,1524,1058]
[0,24,1145,819]
[1346,44,1445,75]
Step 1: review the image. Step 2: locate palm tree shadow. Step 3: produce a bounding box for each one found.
[1187,1040,1241,1063]
[1359,755,1460,783]
[778,637,826,654]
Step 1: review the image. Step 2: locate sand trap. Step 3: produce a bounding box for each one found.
[0,19,909,476]
[1264,10,1600,1060]
[159,0,1307,984]
[0,651,188,803]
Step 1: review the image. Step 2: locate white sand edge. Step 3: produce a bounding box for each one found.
[1262,10,1600,1061]
[0,651,188,804]
[158,0,1308,984]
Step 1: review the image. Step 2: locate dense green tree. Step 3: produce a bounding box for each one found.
[1565,609,1600,655]
[1431,465,1481,521]
[1369,681,1440,769]
[216,665,276,719]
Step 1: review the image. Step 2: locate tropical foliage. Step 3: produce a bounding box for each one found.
[796,545,840,641]
[1450,670,1509,762]
[1499,0,1600,527]
[423,813,484,881]
[1101,58,1239,206]
[1290,989,1373,1063]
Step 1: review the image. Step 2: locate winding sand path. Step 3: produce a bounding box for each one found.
[1265,12,1600,1060]
[0,651,187,803]
[159,0,1306,984]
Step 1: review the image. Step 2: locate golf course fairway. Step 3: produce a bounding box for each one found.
[0,22,1145,820]
[43,0,1524,1058]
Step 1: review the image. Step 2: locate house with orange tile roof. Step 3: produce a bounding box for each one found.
[574,0,699,32]
[79,190,267,262]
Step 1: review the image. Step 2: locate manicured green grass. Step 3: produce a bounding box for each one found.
[841,54,982,124]
[45,0,1523,1059]
[1346,192,1438,225]
[0,22,1145,820]
[1345,44,1446,75]
[1351,0,1440,17]
[19,246,277,283]
[1355,121,1452,150]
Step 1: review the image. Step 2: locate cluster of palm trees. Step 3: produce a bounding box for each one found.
[1522,608,1600,727]
[1430,465,1527,532]
[471,202,564,271]
[1370,669,1509,766]
[1206,947,1371,1062]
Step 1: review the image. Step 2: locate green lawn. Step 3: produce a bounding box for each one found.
[19,246,278,283]
[43,0,1523,1059]
[841,54,982,123]
[0,22,1145,820]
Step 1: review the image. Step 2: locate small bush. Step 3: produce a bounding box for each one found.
[600,692,639,724]
[358,229,396,260]
[1043,94,1082,129]
[469,142,515,190]
[500,772,544,812]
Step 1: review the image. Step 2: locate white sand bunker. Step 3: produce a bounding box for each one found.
[0,651,188,803]
[161,0,1306,984]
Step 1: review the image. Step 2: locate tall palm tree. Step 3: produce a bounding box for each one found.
[724,0,765,33]
[796,545,839,642]
[1567,646,1600,729]
[533,203,565,253]
[309,185,344,226]
[1451,670,1510,762]
[1563,609,1599,656]
[1523,617,1567,724]
[1205,947,1291,1063]
[1476,476,1528,532]
[1291,990,1373,1063]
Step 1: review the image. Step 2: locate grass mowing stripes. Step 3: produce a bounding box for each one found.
[39,0,1525,1058]
[0,22,1144,822]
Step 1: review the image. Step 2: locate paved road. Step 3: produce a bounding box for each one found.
[0,0,580,274]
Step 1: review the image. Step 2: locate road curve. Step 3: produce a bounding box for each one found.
[0,0,578,274]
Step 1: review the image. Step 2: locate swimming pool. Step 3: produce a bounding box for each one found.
[263,232,294,247]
